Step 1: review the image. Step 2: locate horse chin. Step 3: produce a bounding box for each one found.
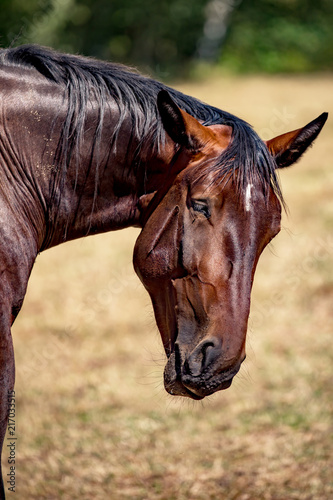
[163,351,235,400]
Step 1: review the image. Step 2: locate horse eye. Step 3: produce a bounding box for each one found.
[191,199,210,218]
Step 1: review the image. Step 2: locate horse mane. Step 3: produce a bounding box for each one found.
[0,44,283,205]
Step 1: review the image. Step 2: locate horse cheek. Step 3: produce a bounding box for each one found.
[133,209,181,286]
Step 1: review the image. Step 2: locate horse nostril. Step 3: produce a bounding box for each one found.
[174,342,182,377]
[202,341,217,369]
[184,338,221,377]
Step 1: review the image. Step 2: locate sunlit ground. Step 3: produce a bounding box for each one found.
[3,73,333,499]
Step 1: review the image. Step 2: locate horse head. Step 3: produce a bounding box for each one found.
[134,91,327,399]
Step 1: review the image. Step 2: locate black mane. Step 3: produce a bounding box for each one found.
[0,44,283,203]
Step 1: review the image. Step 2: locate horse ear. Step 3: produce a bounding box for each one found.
[266,112,328,169]
[157,90,210,151]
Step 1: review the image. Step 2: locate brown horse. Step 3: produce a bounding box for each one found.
[0,44,327,497]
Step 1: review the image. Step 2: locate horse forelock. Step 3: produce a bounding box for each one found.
[189,121,285,209]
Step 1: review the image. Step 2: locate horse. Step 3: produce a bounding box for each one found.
[0,44,327,497]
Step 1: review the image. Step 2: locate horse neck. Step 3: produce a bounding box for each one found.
[0,67,172,251]
[41,107,172,250]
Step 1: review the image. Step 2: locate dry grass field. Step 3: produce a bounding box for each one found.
[3,73,332,499]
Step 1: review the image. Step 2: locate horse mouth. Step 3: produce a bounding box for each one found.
[163,350,238,400]
[164,379,205,400]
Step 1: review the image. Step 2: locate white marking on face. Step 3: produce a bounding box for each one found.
[245,183,253,212]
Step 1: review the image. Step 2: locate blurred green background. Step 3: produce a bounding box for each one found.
[1,0,332,78]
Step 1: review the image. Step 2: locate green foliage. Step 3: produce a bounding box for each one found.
[221,0,333,73]
[0,0,207,78]
[0,0,332,75]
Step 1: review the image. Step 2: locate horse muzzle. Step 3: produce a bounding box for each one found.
[163,337,245,399]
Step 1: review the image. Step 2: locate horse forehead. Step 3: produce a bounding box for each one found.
[245,183,254,212]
